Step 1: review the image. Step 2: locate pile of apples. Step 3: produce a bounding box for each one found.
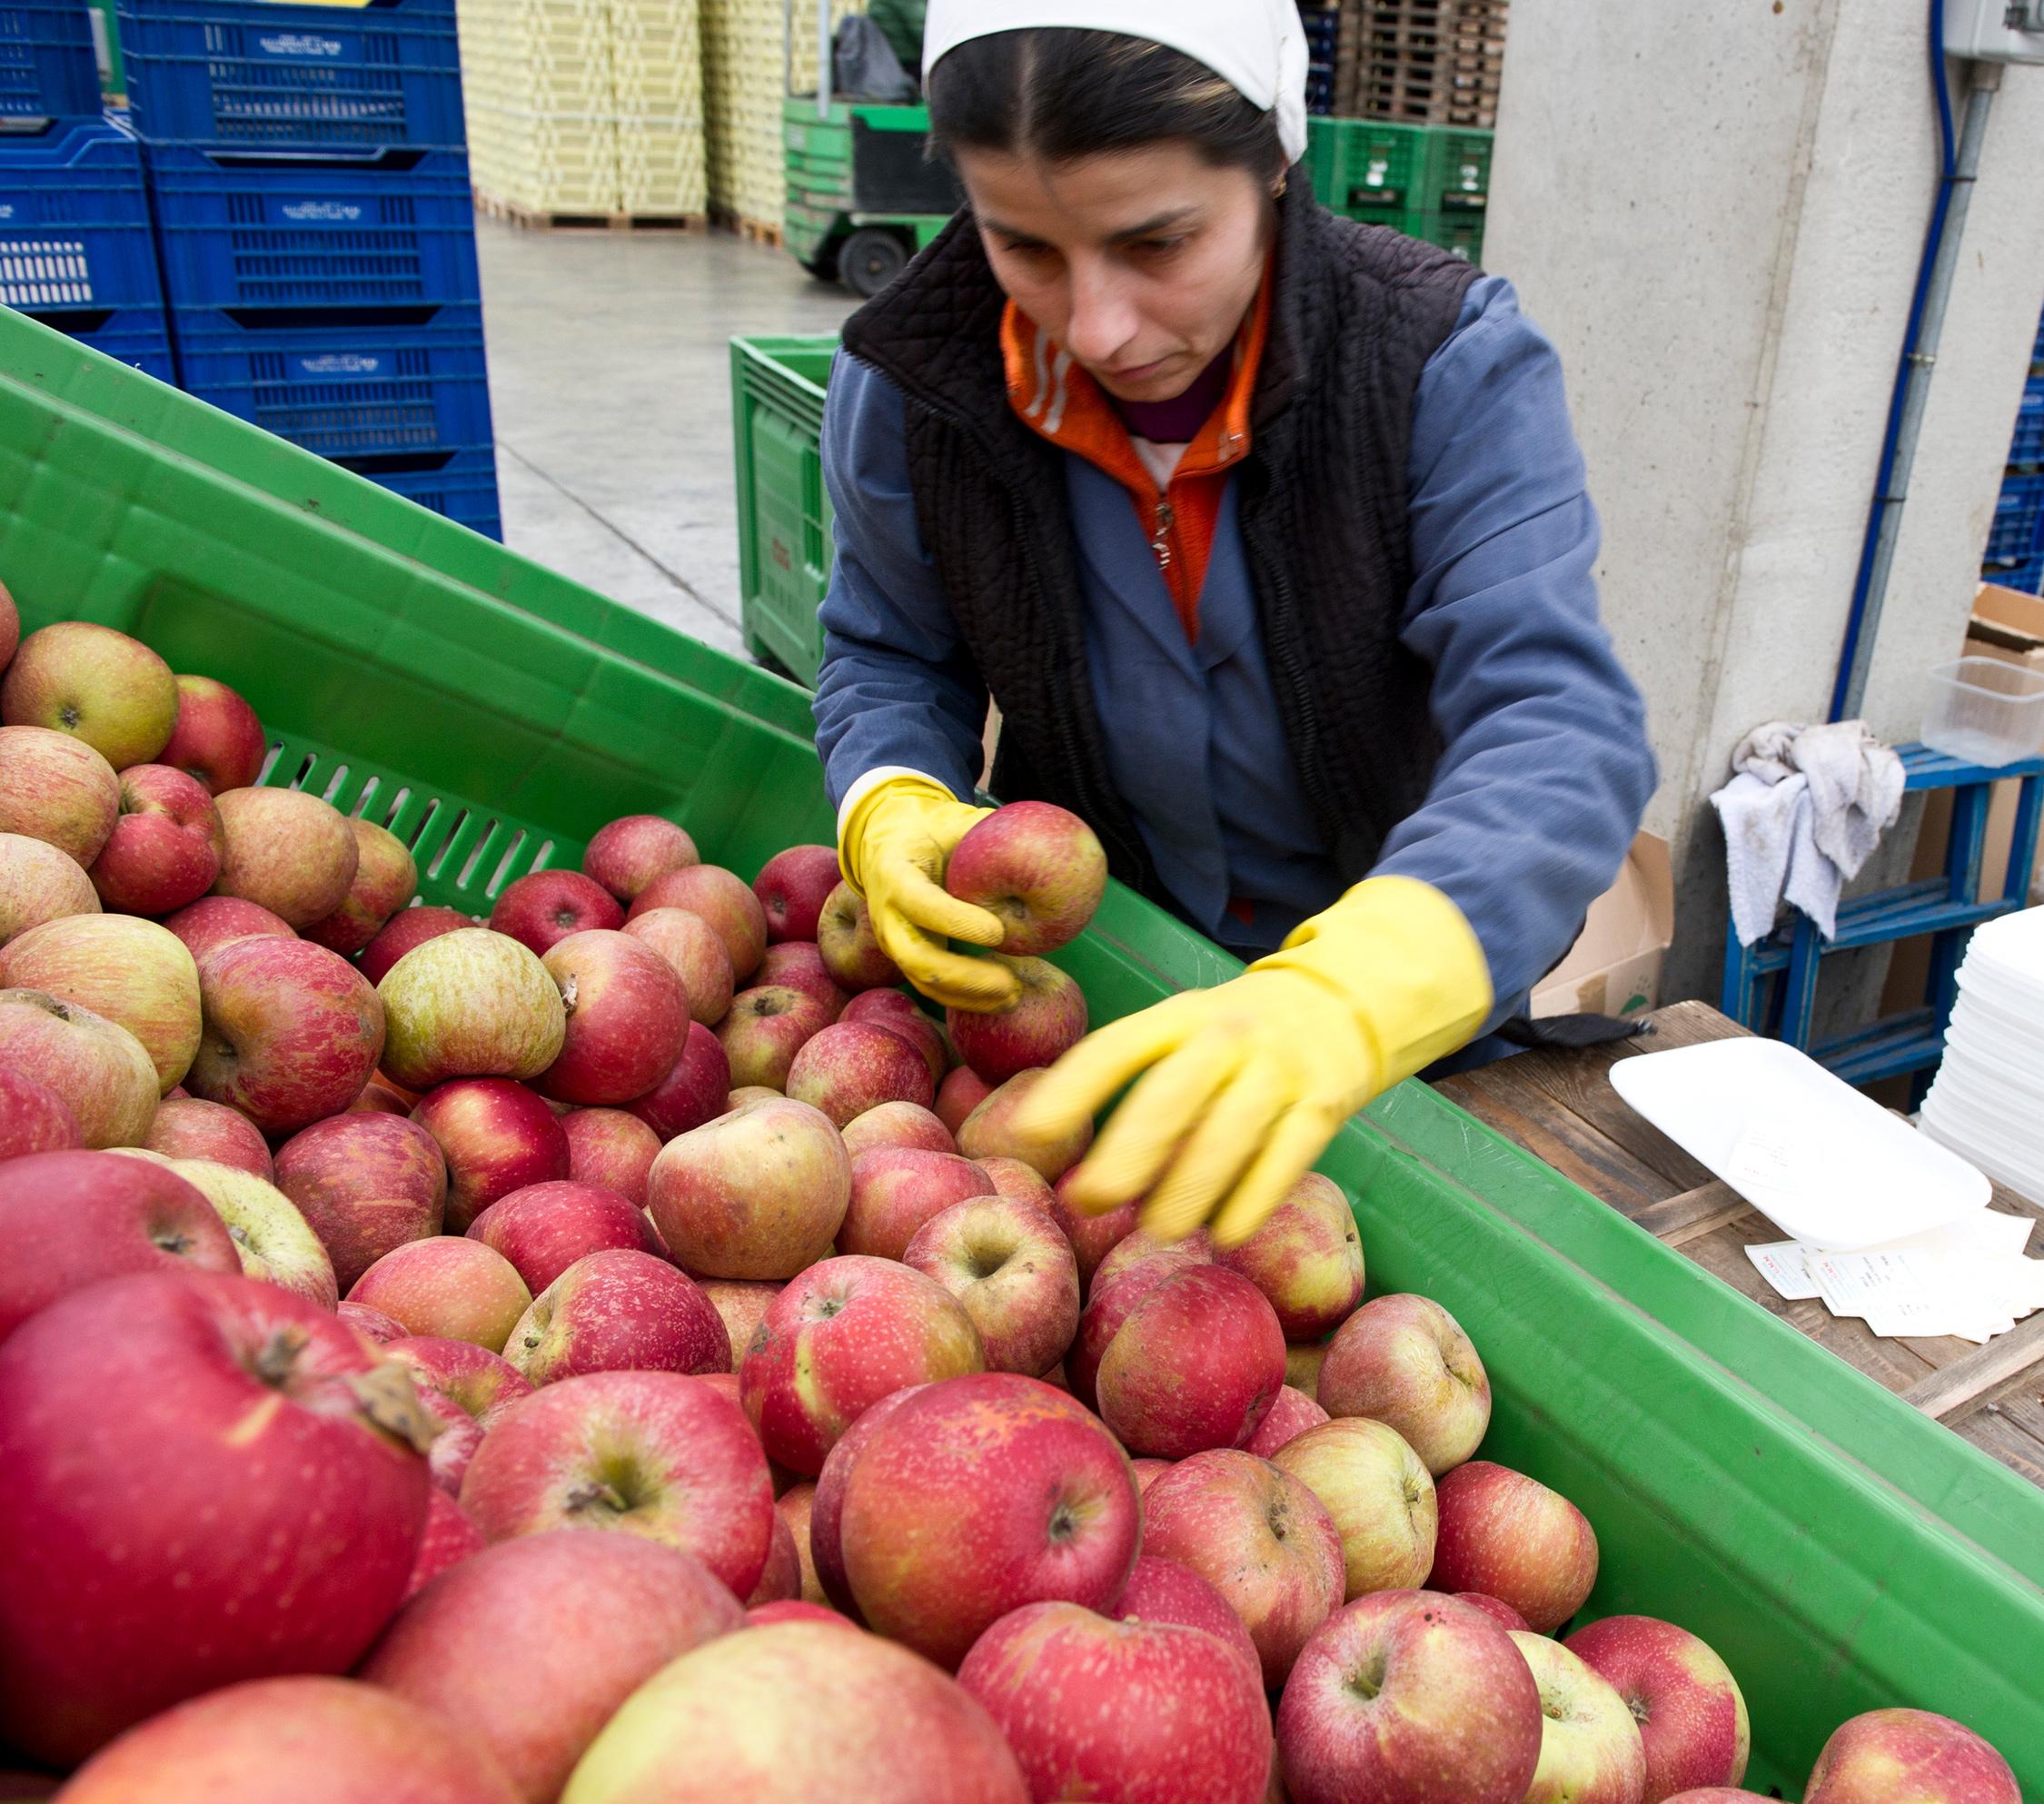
[0,595,2023,1804]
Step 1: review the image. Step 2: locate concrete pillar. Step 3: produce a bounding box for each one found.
[1482,0,2044,1004]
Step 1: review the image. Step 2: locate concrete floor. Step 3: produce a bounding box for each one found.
[474,217,856,658]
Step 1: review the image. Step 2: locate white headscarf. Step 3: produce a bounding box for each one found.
[922,0,1310,165]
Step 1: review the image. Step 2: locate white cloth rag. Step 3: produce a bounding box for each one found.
[1712,720,1906,946]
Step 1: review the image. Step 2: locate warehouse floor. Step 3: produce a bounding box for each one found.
[474,218,856,659]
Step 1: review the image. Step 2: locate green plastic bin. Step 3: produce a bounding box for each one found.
[5,308,2044,1796]
[1305,115,1424,217]
[1406,209,1486,263]
[1420,124,1493,213]
[731,332,834,689]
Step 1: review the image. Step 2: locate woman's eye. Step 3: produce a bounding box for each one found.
[1133,237,1187,258]
[1002,241,1055,260]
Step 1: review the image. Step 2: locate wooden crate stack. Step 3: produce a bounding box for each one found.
[700,0,859,236]
[1325,0,1507,129]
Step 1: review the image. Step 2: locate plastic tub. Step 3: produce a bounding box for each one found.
[1920,655,2044,768]
[0,0,102,126]
[0,114,161,312]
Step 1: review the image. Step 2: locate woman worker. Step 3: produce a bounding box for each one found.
[811,0,1658,1249]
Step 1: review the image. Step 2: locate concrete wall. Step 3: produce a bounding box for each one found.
[1483,0,2044,1004]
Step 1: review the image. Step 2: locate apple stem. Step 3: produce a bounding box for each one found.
[251,1324,311,1388]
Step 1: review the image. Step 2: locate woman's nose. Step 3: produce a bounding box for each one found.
[1062,263,1141,368]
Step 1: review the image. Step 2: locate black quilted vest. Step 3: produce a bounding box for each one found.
[838,184,1480,906]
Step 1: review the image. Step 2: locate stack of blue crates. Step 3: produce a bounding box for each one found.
[1299,5,1339,115]
[118,0,501,540]
[1987,303,2044,596]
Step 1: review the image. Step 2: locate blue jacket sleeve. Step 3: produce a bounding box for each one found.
[1372,276,1658,1016]
[811,351,989,812]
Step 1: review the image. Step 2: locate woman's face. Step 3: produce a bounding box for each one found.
[955,141,1275,405]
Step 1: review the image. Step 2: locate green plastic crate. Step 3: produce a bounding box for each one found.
[1406,208,1486,263]
[1305,115,1424,217]
[1419,124,1493,213]
[5,308,2044,1795]
[730,332,834,689]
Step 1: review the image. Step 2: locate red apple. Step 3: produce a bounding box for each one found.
[1112,1554,1264,1686]
[0,1066,82,1159]
[904,1193,1079,1377]
[1513,1631,1649,1804]
[405,1486,487,1600]
[340,1298,411,1344]
[775,1482,825,1604]
[1804,1708,2019,1804]
[302,818,417,956]
[1430,1462,1600,1635]
[630,862,767,982]
[1098,1265,1285,1459]
[349,1236,532,1352]
[1084,1221,1212,1296]
[1049,1166,1136,1293]
[490,868,624,957]
[842,1099,955,1158]
[1068,1231,1211,1412]
[561,1106,661,1205]
[0,828,99,950]
[458,1369,774,1597]
[948,957,1086,1085]
[358,903,470,986]
[1246,1384,1330,1458]
[161,892,293,963]
[157,672,265,796]
[748,1504,803,1605]
[841,1146,993,1262]
[507,1248,728,1384]
[756,937,848,1016]
[647,1095,849,1278]
[540,928,689,1105]
[1,621,178,769]
[127,1154,338,1307]
[943,800,1108,956]
[84,763,223,915]
[0,986,158,1147]
[1272,1417,1437,1600]
[717,983,832,1089]
[1319,1293,1493,1476]
[144,1095,273,1178]
[818,880,901,991]
[0,1273,434,1765]
[753,845,841,943]
[0,580,15,667]
[0,723,119,864]
[1129,1455,1171,1490]
[809,1384,925,1614]
[1288,1340,1331,1400]
[273,1113,448,1290]
[0,912,201,1095]
[411,1076,571,1231]
[1565,1615,1751,1799]
[788,1020,934,1125]
[383,1334,533,1429]
[625,1019,731,1141]
[1143,1449,1346,1689]
[1214,1172,1364,1342]
[624,907,734,1026]
[468,1177,659,1294]
[936,1064,994,1136]
[583,815,699,903]
[211,786,359,928]
[1454,1591,1530,1631]
[842,986,948,1082]
[958,1067,1093,1181]
[379,929,566,1091]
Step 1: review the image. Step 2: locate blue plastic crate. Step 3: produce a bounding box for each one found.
[117,0,464,151]
[0,115,160,310]
[2010,376,2044,469]
[0,1,101,126]
[172,302,491,457]
[1987,471,2044,566]
[22,298,174,377]
[1995,555,2044,596]
[347,441,500,540]
[147,144,481,310]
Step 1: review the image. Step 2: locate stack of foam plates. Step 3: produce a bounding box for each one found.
[1920,906,2044,1205]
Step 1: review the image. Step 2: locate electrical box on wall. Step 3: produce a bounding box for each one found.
[1946,0,2044,62]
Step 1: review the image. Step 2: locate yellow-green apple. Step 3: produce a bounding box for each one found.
[469,1178,660,1294]
[561,1620,1029,1803]
[1454,1592,1530,1631]
[406,1486,486,1600]
[561,1106,661,1205]
[809,1383,925,1614]
[647,1095,848,1278]
[459,1369,775,1595]
[842,986,948,1084]
[1097,1265,1286,1458]
[273,1113,448,1290]
[841,1098,956,1157]
[1513,1631,1648,1804]
[1247,1384,1329,1458]
[629,864,766,981]
[948,957,1086,1085]
[1068,1231,1210,1411]
[1272,1418,1436,1600]
[211,786,359,927]
[0,987,157,1146]
[583,815,699,903]
[775,1482,824,1604]
[1214,1173,1364,1341]
[1288,1340,1330,1399]
[840,1145,994,1262]
[817,880,901,991]
[1112,1555,1264,1686]
[0,913,201,1094]
[740,1254,984,1474]
[717,983,832,1089]
[303,818,417,956]
[1803,1708,2019,1804]
[351,1237,531,1350]
[838,1373,1139,1668]
[411,1075,571,1231]
[144,1095,273,1178]
[699,1278,782,1371]
[381,929,566,1091]
[1565,1615,1751,1799]
[755,937,847,1016]
[1430,1462,1600,1634]
[728,1084,779,1106]
[1319,1293,1492,1476]
[123,1153,338,1307]
[937,1064,994,1136]
[958,1067,1093,1181]
[186,936,383,1131]
[753,844,840,943]
[942,801,1108,956]
[506,1248,728,1385]
[904,1193,1079,1376]
[340,1298,411,1343]
[0,1066,82,1158]
[787,1020,935,1125]
[162,892,293,963]
[0,1274,436,1765]
[625,907,732,1026]
[748,1504,802,1605]
[540,929,690,1106]
[1277,1591,1543,1804]
[491,868,624,957]
[624,1019,730,1142]
[359,903,471,985]
[960,1600,1272,1803]
[157,672,265,795]
[0,724,119,863]
[84,763,223,915]
[0,828,98,949]
[0,621,178,768]
[1141,1449,1346,1689]
[0,1148,236,1340]
[1048,1166,1136,1293]
[361,1531,740,1800]
[55,1676,519,1804]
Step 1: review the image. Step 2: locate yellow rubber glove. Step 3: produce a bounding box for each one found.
[1013,877,1492,1246]
[838,774,1024,1012]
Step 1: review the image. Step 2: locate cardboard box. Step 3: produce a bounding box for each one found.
[1531,832,1673,1019]
[1953,584,2043,904]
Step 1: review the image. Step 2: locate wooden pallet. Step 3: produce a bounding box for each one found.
[473,191,709,233]
[710,208,784,248]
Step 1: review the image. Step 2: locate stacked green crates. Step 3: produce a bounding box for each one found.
[732,333,835,687]
[1305,115,1492,260]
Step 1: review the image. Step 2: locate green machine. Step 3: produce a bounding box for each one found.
[782,95,959,297]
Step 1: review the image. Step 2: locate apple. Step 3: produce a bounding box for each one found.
[211,786,359,927]
[358,904,471,986]
[718,983,832,1089]
[0,987,158,1147]
[1092,1224,1212,1293]
[1565,1615,1751,1799]
[842,987,948,1084]
[1512,1631,1649,1804]
[1048,1167,1136,1293]
[1213,1173,1364,1342]
[340,1298,411,1343]
[350,1236,531,1350]
[699,1278,781,1371]
[84,763,223,915]
[161,893,293,963]
[0,1067,82,1159]
[936,1064,994,1136]
[1097,1265,1286,1458]
[1288,1340,1331,1400]
[1246,1384,1330,1458]
[0,579,15,666]
[144,1095,273,1178]
[383,1333,533,1430]
[948,957,1086,1086]
[904,1193,1079,1376]
[754,845,841,943]
[157,672,265,795]
[0,829,99,950]
[756,937,848,1016]
[1146,1452,1345,1689]
[629,864,767,981]
[0,1149,237,1341]
[817,880,901,991]
[0,724,119,863]
[379,929,566,1091]
[775,1482,825,1604]
[647,1095,849,1279]
[560,1106,661,1205]
[840,1146,994,1262]
[1319,1293,1492,1476]
[303,818,417,956]
[958,1067,1093,1182]
[1112,1554,1264,1684]
[728,1085,780,1106]
[1430,1462,1600,1635]
[943,800,1107,956]
[749,1598,851,1628]
[273,1113,448,1291]
[123,1154,339,1307]
[1454,1592,1530,1631]
[1067,1232,1210,1411]
[1271,1418,1437,1600]
[583,815,699,903]
[1128,1456,1171,1490]
[0,620,178,769]
[624,907,734,1026]
[405,1486,487,1601]
[841,1098,956,1158]
[625,1020,731,1142]
[808,1384,925,1615]
[410,1076,571,1232]
[748,1505,803,1605]
[506,1249,728,1385]
[459,1369,775,1597]
[361,1530,741,1801]
[740,1254,984,1475]
[540,929,690,1106]
[788,1021,935,1126]
[0,913,202,1095]
[0,1273,435,1765]
[561,1620,1029,1803]
[491,868,625,957]
[1277,1590,1543,1804]
[1803,1708,2019,1804]
[468,1178,659,1294]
